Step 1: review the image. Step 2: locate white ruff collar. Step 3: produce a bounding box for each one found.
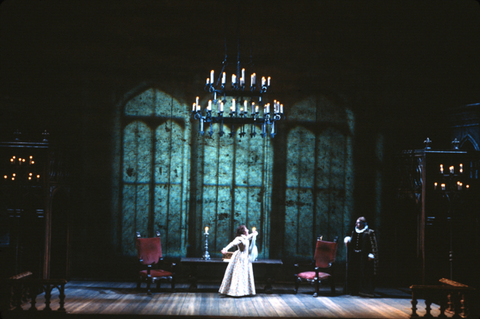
[355,225,369,233]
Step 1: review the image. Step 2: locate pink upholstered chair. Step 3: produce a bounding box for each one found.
[136,231,176,295]
[294,236,338,297]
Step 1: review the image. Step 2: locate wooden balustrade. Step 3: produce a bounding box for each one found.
[410,278,476,318]
[1,272,67,313]
[1,271,33,312]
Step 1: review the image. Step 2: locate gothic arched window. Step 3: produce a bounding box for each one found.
[114,88,190,257]
[194,97,273,258]
[284,95,354,259]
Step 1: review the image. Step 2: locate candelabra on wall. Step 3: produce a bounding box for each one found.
[432,147,470,280]
[397,136,479,284]
[3,155,42,183]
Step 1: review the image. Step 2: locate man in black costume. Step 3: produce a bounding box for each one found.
[344,216,378,297]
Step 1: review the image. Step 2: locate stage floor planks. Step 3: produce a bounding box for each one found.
[9,280,453,318]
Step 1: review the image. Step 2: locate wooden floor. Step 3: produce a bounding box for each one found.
[7,280,455,318]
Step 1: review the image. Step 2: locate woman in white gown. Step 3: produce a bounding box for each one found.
[219,225,258,297]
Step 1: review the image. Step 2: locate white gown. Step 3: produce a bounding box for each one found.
[218,234,256,296]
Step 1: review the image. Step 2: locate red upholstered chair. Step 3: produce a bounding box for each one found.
[294,236,338,297]
[136,231,176,295]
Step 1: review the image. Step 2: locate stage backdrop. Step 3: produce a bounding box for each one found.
[110,85,361,263]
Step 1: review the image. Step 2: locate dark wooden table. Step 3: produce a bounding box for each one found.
[180,257,283,293]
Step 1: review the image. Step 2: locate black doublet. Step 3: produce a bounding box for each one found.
[345,228,378,296]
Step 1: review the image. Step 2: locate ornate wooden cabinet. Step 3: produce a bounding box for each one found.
[396,141,480,285]
[0,130,70,279]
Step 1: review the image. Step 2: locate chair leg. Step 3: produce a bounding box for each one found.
[147,281,152,295]
[171,277,176,293]
[313,278,319,297]
[294,277,299,294]
[330,279,335,295]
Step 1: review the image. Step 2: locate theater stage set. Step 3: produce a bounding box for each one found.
[1,1,480,318]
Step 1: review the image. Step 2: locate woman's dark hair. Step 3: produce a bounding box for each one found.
[235,225,247,237]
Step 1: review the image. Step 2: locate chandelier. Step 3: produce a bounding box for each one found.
[191,50,284,138]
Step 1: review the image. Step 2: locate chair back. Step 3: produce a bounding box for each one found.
[314,239,338,268]
[136,237,163,265]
